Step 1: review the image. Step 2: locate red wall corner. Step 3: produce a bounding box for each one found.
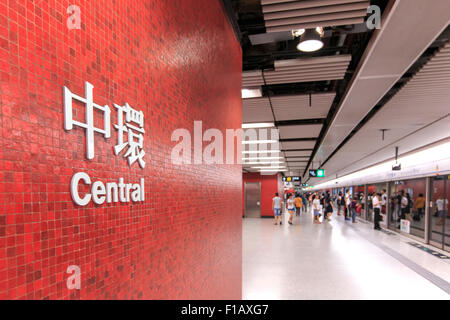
[0,0,242,300]
[243,173,283,217]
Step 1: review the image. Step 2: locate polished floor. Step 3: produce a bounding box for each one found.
[243,208,450,300]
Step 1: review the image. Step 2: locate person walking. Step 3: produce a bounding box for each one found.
[286,193,295,225]
[294,193,303,217]
[272,192,283,225]
[301,193,307,212]
[312,194,321,224]
[373,193,382,230]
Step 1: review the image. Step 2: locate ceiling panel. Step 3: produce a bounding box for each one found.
[284,150,312,157]
[282,141,317,150]
[272,93,335,121]
[261,0,370,33]
[279,124,322,139]
[242,98,273,122]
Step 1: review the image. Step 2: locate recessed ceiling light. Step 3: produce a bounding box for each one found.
[242,88,262,99]
[242,122,275,129]
[242,150,281,154]
[242,156,283,161]
[297,28,324,52]
[242,140,277,145]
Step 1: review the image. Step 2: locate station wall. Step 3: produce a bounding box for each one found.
[243,173,283,217]
[0,0,242,299]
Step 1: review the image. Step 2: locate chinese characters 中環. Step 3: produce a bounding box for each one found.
[63,81,146,168]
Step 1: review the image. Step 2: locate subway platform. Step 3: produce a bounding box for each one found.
[243,209,450,300]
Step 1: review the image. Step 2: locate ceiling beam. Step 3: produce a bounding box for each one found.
[276,118,325,126]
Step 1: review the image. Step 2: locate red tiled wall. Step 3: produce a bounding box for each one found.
[243,173,281,217]
[0,0,242,299]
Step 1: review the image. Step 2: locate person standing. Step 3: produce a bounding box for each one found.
[294,193,303,217]
[350,196,358,223]
[381,189,387,216]
[286,194,295,225]
[324,191,334,222]
[345,190,351,221]
[373,193,382,230]
[312,194,321,224]
[405,193,413,222]
[414,193,425,221]
[272,193,283,226]
[337,192,343,215]
[400,190,408,224]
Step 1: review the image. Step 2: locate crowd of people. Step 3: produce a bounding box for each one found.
[272,189,389,231]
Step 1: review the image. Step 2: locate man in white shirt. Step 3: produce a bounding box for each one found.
[272,193,283,226]
[372,193,382,230]
[345,190,351,221]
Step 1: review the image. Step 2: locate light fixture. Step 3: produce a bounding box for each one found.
[242,88,262,99]
[242,140,277,145]
[260,169,288,172]
[242,156,283,161]
[242,122,275,129]
[252,166,286,169]
[242,150,280,155]
[297,27,324,52]
[244,161,284,165]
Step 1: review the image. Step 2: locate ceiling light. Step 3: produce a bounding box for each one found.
[292,29,305,37]
[260,169,288,172]
[244,161,284,165]
[242,156,283,161]
[251,166,286,169]
[242,122,275,129]
[242,88,262,99]
[297,28,324,52]
[242,150,280,154]
[242,140,277,145]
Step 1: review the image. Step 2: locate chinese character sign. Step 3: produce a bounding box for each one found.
[114,103,146,168]
[63,82,111,160]
[63,81,146,168]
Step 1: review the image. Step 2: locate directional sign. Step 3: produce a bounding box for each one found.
[283,176,301,182]
[309,169,325,178]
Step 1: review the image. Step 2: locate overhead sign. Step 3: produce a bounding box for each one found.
[309,169,325,178]
[283,176,301,182]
